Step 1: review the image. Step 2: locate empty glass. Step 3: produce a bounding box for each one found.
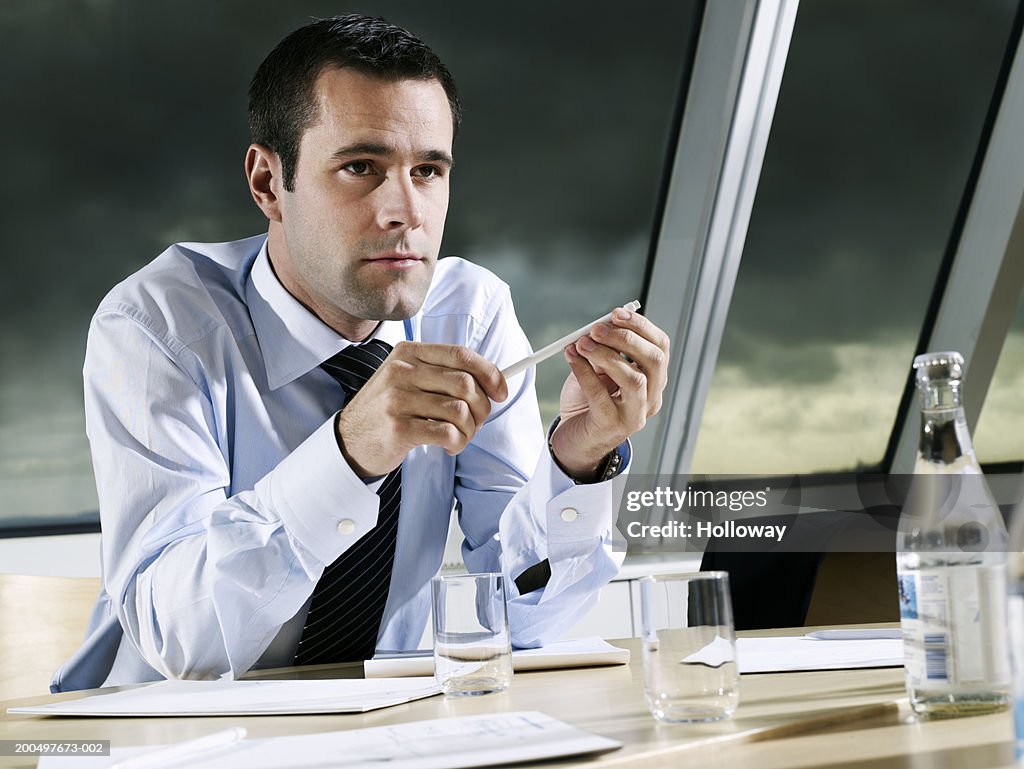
[431,572,513,696]
[640,571,740,722]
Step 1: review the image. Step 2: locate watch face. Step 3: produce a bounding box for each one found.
[595,448,621,483]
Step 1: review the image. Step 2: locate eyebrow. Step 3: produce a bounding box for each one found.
[330,142,454,169]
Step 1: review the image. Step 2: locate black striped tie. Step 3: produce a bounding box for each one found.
[294,338,401,666]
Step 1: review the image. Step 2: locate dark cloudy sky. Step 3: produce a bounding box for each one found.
[1,0,1021,525]
[0,0,696,524]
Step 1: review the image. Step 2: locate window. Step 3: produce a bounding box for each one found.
[975,292,1024,464]
[0,2,701,531]
[689,0,1019,475]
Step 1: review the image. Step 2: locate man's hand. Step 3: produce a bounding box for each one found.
[549,307,670,481]
[335,342,508,478]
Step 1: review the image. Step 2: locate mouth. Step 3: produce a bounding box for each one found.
[363,252,425,270]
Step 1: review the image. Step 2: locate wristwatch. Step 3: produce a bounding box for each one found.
[547,416,624,484]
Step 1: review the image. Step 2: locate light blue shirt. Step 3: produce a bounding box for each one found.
[52,235,628,692]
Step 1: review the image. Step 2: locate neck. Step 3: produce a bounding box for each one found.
[265,226,379,342]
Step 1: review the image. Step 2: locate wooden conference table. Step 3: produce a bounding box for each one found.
[0,626,1015,769]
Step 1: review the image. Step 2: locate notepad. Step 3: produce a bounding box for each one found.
[7,678,441,717]
[365,637,630,678]
[35,711,622,769]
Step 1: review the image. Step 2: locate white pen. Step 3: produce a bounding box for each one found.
[501,300,642,379]
[108,726,247,769]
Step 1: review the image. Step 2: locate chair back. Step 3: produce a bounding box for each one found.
[0,574,100,700]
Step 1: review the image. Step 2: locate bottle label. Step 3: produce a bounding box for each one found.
[898,564,1010,691]
[1009,593,1024,759]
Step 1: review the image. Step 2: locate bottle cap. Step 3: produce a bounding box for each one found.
[913,351,964,382]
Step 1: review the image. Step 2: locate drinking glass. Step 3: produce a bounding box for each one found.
[431,572,513,696]
[640,571,740,722]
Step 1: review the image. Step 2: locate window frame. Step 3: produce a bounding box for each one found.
[638,0,1024,484]
[632,0,801,477]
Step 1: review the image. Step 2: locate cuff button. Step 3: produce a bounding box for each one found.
[337,518,356,535]
[560,507,579,522]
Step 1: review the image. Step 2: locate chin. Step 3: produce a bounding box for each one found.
[375,274,433,320]
[377,296,426,321]
[353,286,428,321]
[342,262,434,321]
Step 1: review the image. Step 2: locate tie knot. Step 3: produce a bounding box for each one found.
[320,338,394,397]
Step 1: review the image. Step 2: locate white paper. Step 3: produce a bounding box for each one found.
[36,711,622,769]
[804,628,901,640]
[7,678,441,717]
[365,637,630,678]
[684,636,903,673]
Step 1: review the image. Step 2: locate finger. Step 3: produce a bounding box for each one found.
[395,342,508,403]
[389,389,486,444]
[610,308,670,354]
[590,322,667,386]
[604,312,670,414]
[575,337,648,408]
[564,345,616,413]
[388,360,492,428]
[395,416,469,456]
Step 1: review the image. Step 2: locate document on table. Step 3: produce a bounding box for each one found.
[738,632,903,673]
[365,637,630,678]
[36,711,622,769]
[7,678,441,717]
[685,632,904,674]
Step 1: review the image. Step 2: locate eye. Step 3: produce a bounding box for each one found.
[413,165,444,180]
[342,160,374,176]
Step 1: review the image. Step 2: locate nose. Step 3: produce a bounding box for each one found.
[375,174,424,231]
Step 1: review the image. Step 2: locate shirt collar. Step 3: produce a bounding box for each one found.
[245,237,408,391]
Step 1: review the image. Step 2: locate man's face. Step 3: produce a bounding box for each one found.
[271,68,454,334]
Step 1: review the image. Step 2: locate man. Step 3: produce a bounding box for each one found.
[53,14,669,692]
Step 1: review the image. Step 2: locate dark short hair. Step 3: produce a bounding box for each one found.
[248,14,461,192]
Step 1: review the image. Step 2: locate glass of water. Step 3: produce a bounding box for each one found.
[431,572,513,696]
[640,571,740,722]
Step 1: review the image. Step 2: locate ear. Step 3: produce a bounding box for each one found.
[245,144,284,223]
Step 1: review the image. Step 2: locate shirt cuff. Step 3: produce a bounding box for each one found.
[541,433,632,546]
[257,415,383,565]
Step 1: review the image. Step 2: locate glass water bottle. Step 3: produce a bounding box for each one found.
[896,351,1010,717]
